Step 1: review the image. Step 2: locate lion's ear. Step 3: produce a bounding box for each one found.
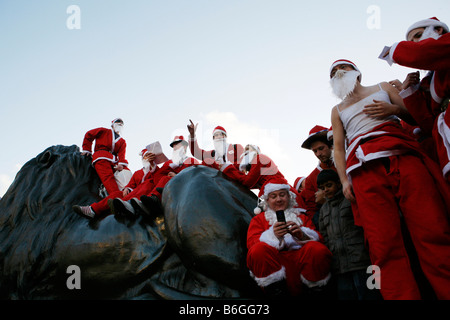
[37,150,58,168]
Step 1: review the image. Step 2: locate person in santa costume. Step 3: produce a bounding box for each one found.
[220,144,286,189]
[218,144,307,210]
[139,135,201,218]
[330,58,450,300]
[187,120,244,169]
[73,147,159,219]
[299,125,336,219]
[293,176,306,194]
[380,17,450,181]
[246,178,332,298]
[81,118,131,195]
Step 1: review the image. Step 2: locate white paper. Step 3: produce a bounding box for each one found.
[146,141,169,165]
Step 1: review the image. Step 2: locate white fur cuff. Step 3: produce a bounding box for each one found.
[399,83,420,99]
[250,266,286,287]
[301,273,331,288]
[301,227,320,242]
[259,226,283,250]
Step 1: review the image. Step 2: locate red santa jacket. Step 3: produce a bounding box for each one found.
[153,157,200,183]
[189,137,244,170]
[392,33,450,177]
[247,208,322,252]
[124,166,158,192]
[82,127,129,167]
[299,161,336,219]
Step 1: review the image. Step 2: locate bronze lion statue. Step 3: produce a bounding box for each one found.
[0,145,260,299]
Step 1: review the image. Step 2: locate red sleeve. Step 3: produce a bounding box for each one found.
[393,33,450,71]
[82,127,103,153]
[222,165,247,184]
[301,170,320,218]
[241,154,278,189]
[125,169,144,190]
[116,139,128,166]
[238,158,262,188]
[246,214,268,250]
[221,154,271,189]
[153,161,172,183]
[402,86,435,135]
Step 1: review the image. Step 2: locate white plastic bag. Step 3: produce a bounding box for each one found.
[114,169,133,191]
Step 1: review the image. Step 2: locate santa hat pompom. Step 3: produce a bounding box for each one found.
[254,197,265,214]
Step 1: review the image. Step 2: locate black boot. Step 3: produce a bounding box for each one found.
[130,197,151,217]
[140,195,163,219]
[111,198,137,219]
[263,280,290,299]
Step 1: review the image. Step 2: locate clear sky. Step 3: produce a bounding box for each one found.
[0,0,448,196]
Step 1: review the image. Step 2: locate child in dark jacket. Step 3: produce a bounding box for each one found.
[317,170,381,300]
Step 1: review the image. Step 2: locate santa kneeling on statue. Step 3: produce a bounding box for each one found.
[246,178,332,298]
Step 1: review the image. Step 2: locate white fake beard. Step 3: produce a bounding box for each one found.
[113,123,123,135]
[239,151,257,172]
[330,70,360,100]
[171,147,187,166]
[142,159,151,172]
[264,207,303,226]
[213,138,227,159]
[420,26,441,41]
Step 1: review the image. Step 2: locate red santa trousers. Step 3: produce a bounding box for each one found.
[93,159,120,195]
[247,241,332,296]
[351,154,450,300]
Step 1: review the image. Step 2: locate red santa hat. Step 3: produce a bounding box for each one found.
[254,178,291,214]
[139,148,149,157]
[405,17,449,39]
[294,176,306,192]
[327,126,333,141]
[301,125,329,149]
[259,179,291,197]
[170,135,188,148]
[212,126,227,137]
[329,59,361,78]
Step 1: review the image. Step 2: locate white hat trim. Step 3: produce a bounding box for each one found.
[329,60,360,76]
[213,129,227,137]
[263,183,290,197]
[406,18,449,39]
[294,177,306,191]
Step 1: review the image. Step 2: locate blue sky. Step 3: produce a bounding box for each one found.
[0,0,448,196]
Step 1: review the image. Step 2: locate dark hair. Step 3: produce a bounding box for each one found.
[317,169,340,186]
[310,135,333,148]
[171,140,188,148]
